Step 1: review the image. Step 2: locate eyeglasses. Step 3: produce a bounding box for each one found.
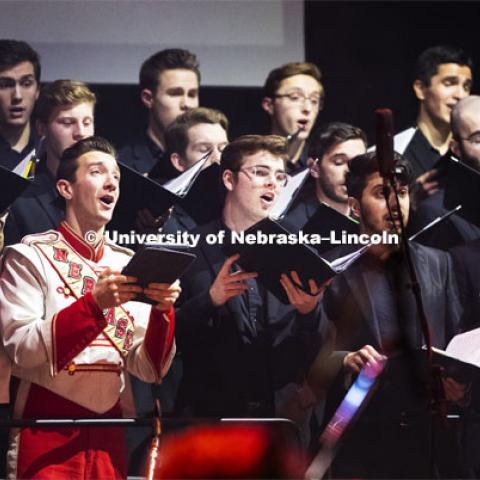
[459,134,480,146]
[273,91,324,110]
[235,165,288,187]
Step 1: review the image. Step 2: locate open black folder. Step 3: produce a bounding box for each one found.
[109,162,177,234]
[223,218,368,304]
[444,156,480,227]
[302,203,360,254]
[177,163,223,225]
[426,327,480,384]
[280,201,360,254]
[0,164,32,213]
[121,245,196,305]
[429,348,480,384]
[110,155,219,234]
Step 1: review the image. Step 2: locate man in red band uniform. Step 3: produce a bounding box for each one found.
[0,136,180,479]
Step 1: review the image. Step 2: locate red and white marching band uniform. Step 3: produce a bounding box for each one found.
[0,222,175,479]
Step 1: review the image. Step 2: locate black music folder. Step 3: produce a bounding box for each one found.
[110,162,178,234]
[223,218,365,304]
[426,327,480,383]
[177,163,223,225]
[281,201,360,254]
[110,160,221,234]
[408,204,463,242]
[122,245,196,305]
[302,203,360,253]
[444,156,480,227]
[429,348,480,384]
[0,164,32,212]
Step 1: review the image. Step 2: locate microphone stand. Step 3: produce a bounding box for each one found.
[382,169,447,477]
[145,398,162,480]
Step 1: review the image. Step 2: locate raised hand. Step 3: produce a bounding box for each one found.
[209,254,257,307]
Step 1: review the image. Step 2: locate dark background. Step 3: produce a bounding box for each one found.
[93,1,479,148]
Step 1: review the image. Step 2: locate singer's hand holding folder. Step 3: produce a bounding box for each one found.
[223,218,366,304]
[121,246,196,305]
[427,327,480,383]
[444,156,480,227]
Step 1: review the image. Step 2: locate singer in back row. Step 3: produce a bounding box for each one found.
[1,35,480,479]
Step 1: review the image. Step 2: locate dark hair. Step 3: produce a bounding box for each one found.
[346,151,413,199]
[0,39,41,82]
[57,136,117,183]
[414,45,473,86]
[308,122,367,162]
[165,107,228,157]
[139,48,200,91]
[263,62,322,98]
[36,79,96,123]
[220,134,288,174]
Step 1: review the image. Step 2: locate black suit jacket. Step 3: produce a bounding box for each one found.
[325,243,462,354]
[450,239,480,332]
[175,220,326,417]
[118,132,176,179]
[280,194,318,232]
[162,206,197,235]
[316,242,462,420]
[315,243,464,478]
[3,163,64,246]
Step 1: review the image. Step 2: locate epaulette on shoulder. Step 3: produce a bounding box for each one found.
[105,239,134,257]
[21,230,60,246]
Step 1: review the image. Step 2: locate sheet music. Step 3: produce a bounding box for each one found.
[12,147,36,177]
[328,244,371,273]
[162,153,210,196]
[444,327,480,367]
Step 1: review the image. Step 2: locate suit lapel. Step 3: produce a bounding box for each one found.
[343,266,383,348]
[132,141,152,173]
[34,189,63,226]
[402,246,425,347]
[32,171,64,227]
[305,196,318,220]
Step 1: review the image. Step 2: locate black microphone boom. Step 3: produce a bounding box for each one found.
[375,108,394,178]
